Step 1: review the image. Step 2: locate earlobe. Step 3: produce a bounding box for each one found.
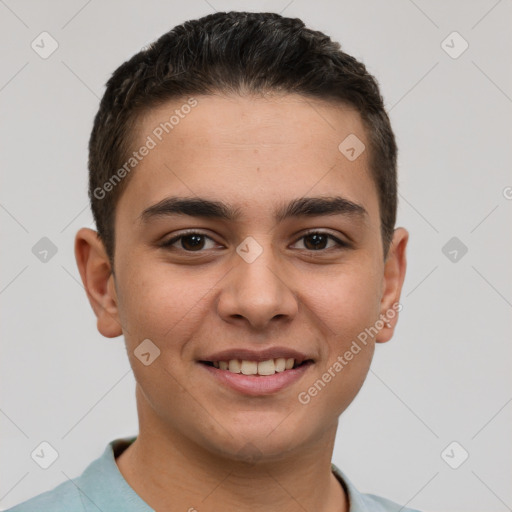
[74,228,123,338]
[375,227,409,343]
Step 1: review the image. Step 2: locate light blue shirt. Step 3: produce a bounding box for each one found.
[6,436,421,512]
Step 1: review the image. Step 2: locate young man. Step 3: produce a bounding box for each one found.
[7,11,416,512]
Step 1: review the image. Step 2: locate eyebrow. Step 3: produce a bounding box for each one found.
[138,195,368,224]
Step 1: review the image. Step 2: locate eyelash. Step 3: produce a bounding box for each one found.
[160,230,349,253]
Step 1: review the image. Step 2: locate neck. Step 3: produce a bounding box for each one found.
[116,386,348,512]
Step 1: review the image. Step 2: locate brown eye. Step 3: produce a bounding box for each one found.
[303,233,329,250]
[178,234,206,251]
[161,232,217,252]
[293,231,348,251]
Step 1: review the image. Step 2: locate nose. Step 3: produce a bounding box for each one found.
[216,240,299,332]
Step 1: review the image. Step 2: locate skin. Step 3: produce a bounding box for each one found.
[75,93,408,512]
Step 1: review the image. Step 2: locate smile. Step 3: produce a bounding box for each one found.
[198,359,314,395]
[201,357,311,376]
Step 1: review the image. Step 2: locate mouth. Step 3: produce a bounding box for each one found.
[198,356,314,396]
[199,357,314,376]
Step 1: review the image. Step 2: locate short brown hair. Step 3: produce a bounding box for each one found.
[88,11,397,267]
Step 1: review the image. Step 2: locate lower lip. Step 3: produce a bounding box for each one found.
[199,362,313,396]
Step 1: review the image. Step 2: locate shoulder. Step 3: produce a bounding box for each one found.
[3,479,83,512]
[358,492,422,512]
[5,437,140,512]
[331,463,423,512]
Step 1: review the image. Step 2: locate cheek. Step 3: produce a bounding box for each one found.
[115,262,214,348]
[317,259,382,342]
[304,260,380,403]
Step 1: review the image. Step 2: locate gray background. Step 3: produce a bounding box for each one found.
[1,1,511,511]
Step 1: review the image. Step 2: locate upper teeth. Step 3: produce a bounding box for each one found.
[213,358,296,375]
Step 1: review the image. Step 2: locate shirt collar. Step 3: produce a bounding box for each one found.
[78,436,153,511]
[331,462,379,512]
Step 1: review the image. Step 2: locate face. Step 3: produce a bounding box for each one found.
[77,93,408,462]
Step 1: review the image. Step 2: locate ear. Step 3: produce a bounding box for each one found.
[375,227,409,343]
[74,227,123,338]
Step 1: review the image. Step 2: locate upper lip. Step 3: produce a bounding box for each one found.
[199,347,312,364]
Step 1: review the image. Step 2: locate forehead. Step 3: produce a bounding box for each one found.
[141,93,367,149]
[117,93,379,226]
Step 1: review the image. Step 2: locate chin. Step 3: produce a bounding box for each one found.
[198,417,315,464]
